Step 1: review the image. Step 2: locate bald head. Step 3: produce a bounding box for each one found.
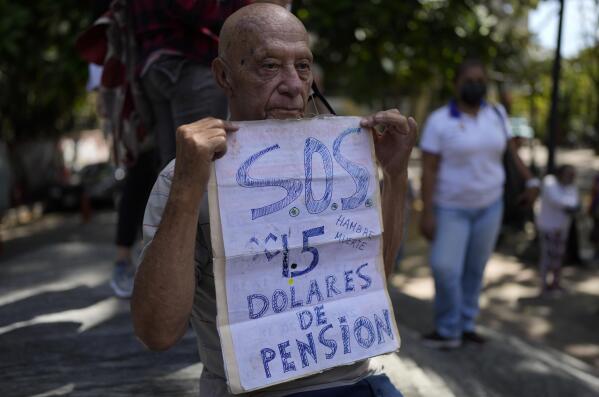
[219,3,307,62]
[212,3,313,121]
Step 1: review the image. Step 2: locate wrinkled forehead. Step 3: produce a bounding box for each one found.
[247,31,312,60]
[223,14,310,61]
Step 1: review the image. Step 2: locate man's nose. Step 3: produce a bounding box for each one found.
[277,65,303,97]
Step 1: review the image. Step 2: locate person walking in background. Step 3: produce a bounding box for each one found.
[122,0,291,298]
[111,152,158,298]
[131,0,255,168]
[537,165,579,295]
[86,60,156,299]
[77,0,159,298]
[419,59,539,349]
[131,0,293,168]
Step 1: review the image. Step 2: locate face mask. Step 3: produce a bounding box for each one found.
[459,81,487,106]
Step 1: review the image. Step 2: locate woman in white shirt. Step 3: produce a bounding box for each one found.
[537,165,579,294]
[419,59,539,349]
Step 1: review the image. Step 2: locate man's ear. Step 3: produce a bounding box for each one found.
[212,58,233,96]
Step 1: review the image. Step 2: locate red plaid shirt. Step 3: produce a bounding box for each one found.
[131,0,251,69]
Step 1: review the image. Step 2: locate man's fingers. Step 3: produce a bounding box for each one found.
[176,123,229,161]
[408,117,418,134]
[222,120,240,132]
[183,128,223,144]
[361,109,412,135]
[361,110,397,128]
[181,117,239,133]
[198,118,239,133]
[359,115,376,128]
[374,113,409,134]
[209,134,228,160]
[201,130,228,160]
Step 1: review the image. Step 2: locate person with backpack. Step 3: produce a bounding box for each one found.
[419,59,540,349]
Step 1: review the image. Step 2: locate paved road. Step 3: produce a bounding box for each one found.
[1,211,598,396]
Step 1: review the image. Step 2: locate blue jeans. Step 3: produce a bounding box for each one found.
[285,374,403,397]
[430,197,503,338]
[142,55,228,168]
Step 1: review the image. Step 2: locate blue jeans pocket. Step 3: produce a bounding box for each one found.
[150,56,188,84]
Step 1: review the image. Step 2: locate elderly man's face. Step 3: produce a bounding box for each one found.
[225,26,313,121]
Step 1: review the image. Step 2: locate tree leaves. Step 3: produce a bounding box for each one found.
[298,0,538,110]
[0,0,92,142]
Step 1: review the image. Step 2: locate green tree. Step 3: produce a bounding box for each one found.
[562,52,598,141]
[297,0,539,116]
[510,56,551,139]
[0,0,92,143]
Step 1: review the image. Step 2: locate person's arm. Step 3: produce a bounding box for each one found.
[542,179,579,209]
[360,109,418,278]
[419,151,440,241]
[506,139,537,182]
[506,138,540,207]
[131,118,237,351]
[380,169,408,276]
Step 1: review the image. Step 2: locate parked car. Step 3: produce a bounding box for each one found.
[45,162,123,212]
[80,162,123,208]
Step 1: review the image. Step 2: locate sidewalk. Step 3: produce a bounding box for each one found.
[387,143,599,396]
[1,211,598,396]
[386,216,599,396]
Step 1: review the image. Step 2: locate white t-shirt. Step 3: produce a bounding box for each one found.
[420,102,511,209]
[537,175,579,232]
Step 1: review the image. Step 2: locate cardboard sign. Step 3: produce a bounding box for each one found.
[208,116,400,394]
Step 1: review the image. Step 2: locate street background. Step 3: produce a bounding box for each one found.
[1,0,599,396]
[1,147,598,397]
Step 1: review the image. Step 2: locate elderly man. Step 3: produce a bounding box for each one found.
[132,3,417,396]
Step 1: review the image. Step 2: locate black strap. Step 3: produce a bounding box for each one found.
[310,81,336,115]
[491,105,510,141]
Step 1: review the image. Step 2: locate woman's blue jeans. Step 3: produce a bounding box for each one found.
[429,197,504,339]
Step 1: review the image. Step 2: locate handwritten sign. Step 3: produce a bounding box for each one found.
[208,117,400,394]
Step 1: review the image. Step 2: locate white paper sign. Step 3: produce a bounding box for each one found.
[208,116,400,394]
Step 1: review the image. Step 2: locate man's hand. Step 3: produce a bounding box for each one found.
[131,118,238,351]
[362,109,417,276]
[360,109,418,176]
[173,118,239,194]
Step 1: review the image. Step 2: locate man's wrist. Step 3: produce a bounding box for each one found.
[169,178,206,211]
[382,167,408,182]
